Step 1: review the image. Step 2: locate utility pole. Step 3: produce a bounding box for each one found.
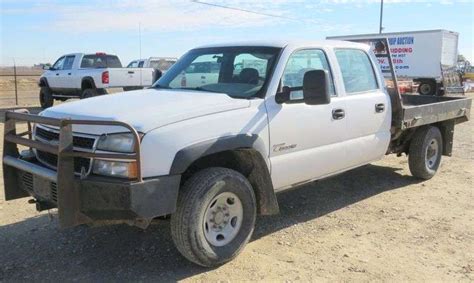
[13,58,18,106]
[379,0,384,34]
[139,22,142,59]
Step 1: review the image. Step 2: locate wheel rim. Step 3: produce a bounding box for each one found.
[420,84,432,95]
[203,192,243,247]
[425,139,439,169]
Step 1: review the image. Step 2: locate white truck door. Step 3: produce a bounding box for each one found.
[334,49,391,167]
[266,49,348,190]
[47,56,66,90]
[59,55,76,89]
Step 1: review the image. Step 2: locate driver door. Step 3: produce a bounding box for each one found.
[45,56,65,90]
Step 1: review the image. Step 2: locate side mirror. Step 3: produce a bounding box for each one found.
[275,86,291,104]
[303,70,330,105]
[43,65,51,70]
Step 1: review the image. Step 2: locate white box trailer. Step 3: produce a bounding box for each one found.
[328,29,462,96]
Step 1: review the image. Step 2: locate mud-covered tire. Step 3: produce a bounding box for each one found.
[408,126,443,180]
[170,167,257,267]
[81,88,99,99]
[39,87,54,109]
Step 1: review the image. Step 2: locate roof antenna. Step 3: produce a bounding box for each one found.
[379,0,384,34]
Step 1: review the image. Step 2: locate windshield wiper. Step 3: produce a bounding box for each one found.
[153,84,172,89]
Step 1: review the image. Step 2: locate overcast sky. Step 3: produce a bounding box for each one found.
[1,0,472,66]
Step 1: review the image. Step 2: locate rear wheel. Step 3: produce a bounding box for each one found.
[408,126,443,179]
[39,87,54,109]
[418,81,436,96]
[81,88,99,99]
[170,167,256,267]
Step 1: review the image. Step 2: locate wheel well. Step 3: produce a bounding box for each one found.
[393,122,454,157]
[182,149,279,215]
[81,78,96,90]
[39,78,49,88]
[413,78,436,85]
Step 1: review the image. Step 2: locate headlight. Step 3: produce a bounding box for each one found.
[93,160,138,179]
[97,133,136,153]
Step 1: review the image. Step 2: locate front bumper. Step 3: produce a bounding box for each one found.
[2,110,180,228]
[4,155,181,228]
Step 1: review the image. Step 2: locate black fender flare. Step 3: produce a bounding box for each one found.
[38,77,49,88]
[81,77,96,90]
[170,134,279,215]
[170,134,261,175]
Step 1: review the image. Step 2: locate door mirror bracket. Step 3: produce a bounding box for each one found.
[275,86,291,104]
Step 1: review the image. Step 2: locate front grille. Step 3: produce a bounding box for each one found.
[37,150,91,173]
[35,126,95,149]
[34,126,97,175]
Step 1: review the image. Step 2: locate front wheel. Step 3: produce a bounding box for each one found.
[408,126,443,179]
[39,87,54,109]
[170,167,256,267]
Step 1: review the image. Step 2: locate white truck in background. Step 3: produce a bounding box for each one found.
[328,29,463,96]
[127,57,177,72]
[39,53,159,108]
[124,57,177,91]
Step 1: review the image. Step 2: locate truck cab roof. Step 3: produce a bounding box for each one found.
[195,39,369,50]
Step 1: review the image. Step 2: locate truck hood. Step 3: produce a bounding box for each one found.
[40,89,250,134]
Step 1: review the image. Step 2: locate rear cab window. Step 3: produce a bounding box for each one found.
[334,49,379,94]
[80,54,122,69]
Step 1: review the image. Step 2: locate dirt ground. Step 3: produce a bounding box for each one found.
[0,96,473,282]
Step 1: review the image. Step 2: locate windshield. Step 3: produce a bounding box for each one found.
[153,46,281,98]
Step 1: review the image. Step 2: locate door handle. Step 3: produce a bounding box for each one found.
[128,71,135,74]
[332,108,345,120]
[375,103,385,113]
[56,73,60,76]
[68,73,71,75]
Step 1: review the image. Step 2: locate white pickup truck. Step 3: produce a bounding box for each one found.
[4,40,471,267]
[126,57,177,71]
[39,53,158,108]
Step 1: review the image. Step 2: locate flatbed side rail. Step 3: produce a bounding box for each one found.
[3,109,142,227]
[401,95,472,129]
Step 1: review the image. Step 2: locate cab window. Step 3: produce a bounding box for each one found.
[335,49,378,94]
[127,61,139,68]
[282,49,336,100]
[52,56,65,70]
[63,55,75,70]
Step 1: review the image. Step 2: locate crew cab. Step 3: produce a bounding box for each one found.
[4,40,471,267]
[38,53,158,109]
